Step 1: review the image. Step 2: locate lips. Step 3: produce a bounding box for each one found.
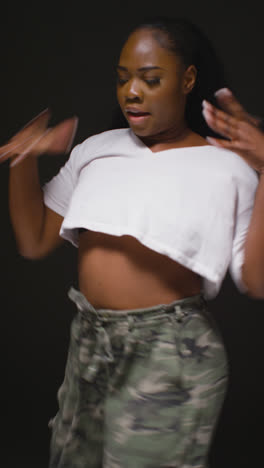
[127,111,149,117]
[125,108,150,124]
[125,107,150,117]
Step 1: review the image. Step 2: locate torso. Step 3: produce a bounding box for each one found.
[77,131,206,309]
[78,230,202,309]
[77,131,207,309]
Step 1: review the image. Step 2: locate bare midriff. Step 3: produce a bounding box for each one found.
[78,230,202,310]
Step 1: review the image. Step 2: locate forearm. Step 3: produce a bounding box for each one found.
[242,173,264,298]
[9,155,46,258]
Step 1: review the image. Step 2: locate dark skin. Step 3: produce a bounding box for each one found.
[202,88,264,171]
[10,28,264,308]
[202,88,264,298]
[3,28,264,303]
[78,29,206,308]
[116,28,206,151]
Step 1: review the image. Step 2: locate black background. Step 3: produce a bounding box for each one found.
[1,1,264,467]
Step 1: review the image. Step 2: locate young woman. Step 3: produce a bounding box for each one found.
[2,17,264,468]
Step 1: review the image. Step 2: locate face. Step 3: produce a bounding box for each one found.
[116,28,196,139]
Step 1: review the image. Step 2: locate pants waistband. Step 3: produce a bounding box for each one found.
[67,287,208,387]
[68,287,206,323]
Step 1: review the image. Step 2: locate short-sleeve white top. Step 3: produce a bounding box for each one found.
[43,128,259,299]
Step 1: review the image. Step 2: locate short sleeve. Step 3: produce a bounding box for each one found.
[229,169,259,292]
[42,144,81,217]
[42,130,121,217]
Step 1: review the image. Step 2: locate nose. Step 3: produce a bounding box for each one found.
[125,78,143,102]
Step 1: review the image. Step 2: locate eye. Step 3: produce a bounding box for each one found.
[117,76,128,86]
[145,77,161,86]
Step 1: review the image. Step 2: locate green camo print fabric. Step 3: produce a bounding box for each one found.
[49,288,228,468]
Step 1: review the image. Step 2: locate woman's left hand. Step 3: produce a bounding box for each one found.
[202,92,264,174]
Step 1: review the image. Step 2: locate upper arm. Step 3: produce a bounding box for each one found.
[38,206,65,257]
[229,168,259,293]
[39,131,113,256]
[22,206,64,259]
[38,144,80,257]
[42,144,80,216]
[229,204,253,293]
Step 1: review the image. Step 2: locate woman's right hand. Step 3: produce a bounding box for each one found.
[0,109,78,167]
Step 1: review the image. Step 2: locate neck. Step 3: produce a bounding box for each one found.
[137,123,208,153]
[139,122,191,150]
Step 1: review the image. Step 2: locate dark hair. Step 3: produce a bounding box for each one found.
[109,16,227,137]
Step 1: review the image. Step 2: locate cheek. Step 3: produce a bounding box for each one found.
[116,87,125,106]
[116,88,121,105]
[150,87,180,115]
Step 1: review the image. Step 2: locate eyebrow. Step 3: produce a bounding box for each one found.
[117,65,164,72]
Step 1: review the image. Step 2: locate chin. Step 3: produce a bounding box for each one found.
[130,126,154,138]
[132,129,149,137]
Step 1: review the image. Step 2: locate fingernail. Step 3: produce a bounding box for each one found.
[206,136,214,144]
[202,100,212,110]
[214,88,232,97]
[202,108,212,121]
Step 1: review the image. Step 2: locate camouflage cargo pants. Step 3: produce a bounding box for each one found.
[49,287,228,468]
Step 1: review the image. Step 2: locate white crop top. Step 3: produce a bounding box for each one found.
[43,128,259,299]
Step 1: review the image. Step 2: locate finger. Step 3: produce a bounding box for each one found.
[206,136,234,149]
[9,151,31,167]
[5,108,51,154]
[0,153,16,164]
[38,116,78,155]
[251,115,263,128]
[0,142,17,157]
[0,109,51,161]
[0,127,51,163]
[214,88,249,119]
[207,135,264,171]
[206,135,253,153]
[214,88,259,126]
[202,99,238,127]
[64,116,78,153]
[202,102,237,138]
[9,129,51,167]
[14,108,51,137]
[9,117,78,166]
[1,115,78,166]
[0,135,36,160]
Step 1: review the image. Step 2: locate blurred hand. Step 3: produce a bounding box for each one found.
[214,88,261,127]
[202,88,264,174]
[0,109,78,167]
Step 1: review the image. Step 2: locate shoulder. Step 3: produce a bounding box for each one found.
[66,128,132,170]
[202,145,259,186]
[77,128,131,154]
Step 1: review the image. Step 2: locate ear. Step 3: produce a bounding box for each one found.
[183,65,197,95]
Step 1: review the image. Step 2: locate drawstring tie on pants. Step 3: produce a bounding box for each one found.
[68,288,138,391]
